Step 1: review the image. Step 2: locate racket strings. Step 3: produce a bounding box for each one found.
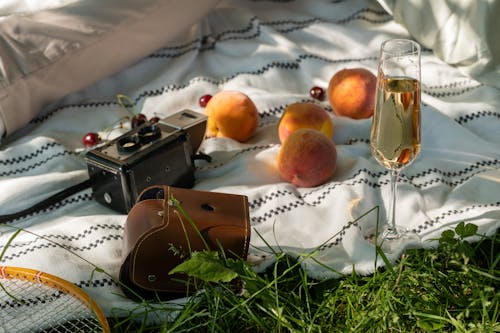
[0,278,103,333]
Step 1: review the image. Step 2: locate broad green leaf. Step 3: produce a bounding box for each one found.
[440,230,455,240]
[169,251,238,283]
[455,222,478,238]
[439,230,456,247]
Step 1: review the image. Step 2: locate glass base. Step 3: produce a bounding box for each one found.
[377,226,421,254]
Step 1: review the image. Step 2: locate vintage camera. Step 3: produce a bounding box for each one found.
[84,109,207,213]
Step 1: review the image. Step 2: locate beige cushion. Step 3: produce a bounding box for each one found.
[0,0,219,138]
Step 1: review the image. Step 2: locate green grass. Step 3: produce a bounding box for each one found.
[110,225,499,333]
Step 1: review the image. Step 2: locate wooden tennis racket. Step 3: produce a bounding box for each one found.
[0,266,110,333]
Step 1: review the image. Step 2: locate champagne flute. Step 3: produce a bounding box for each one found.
[370,39,421,245]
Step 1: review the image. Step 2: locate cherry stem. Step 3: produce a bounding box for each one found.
[102,115,131,141]
[116,93,137,116]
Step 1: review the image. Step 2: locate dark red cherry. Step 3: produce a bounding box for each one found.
[131,113,147,128]
[199,94,212,107]
[82,132,100,147]
[150,116,160,123]
[309,86,325,101]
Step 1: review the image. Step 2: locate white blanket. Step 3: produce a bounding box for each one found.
[0,0,499,317]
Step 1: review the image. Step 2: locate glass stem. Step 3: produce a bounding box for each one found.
[388,169,399,234]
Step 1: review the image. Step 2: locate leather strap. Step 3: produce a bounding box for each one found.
[119,185,250,300]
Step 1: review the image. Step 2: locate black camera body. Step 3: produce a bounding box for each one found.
[84,109,207,213]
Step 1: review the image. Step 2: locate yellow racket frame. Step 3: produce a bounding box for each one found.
[0,266,110,333]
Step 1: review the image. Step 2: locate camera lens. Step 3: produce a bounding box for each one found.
[138,125,161,144]
[117,134,141,153]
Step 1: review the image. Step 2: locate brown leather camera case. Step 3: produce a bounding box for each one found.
[119,185,250,301]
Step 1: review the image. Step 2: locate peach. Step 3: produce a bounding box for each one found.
[277,128,337,187]
[277,102,334,143]
[327,68,377,119]
[205,90,259,142]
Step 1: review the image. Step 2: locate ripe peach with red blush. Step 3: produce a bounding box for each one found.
[327,68,377,119]
[204,91,259,142]
[277,102,333,143]
[277,128,337,187]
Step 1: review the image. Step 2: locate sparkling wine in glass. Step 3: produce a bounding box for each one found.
[370,39,421,245]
